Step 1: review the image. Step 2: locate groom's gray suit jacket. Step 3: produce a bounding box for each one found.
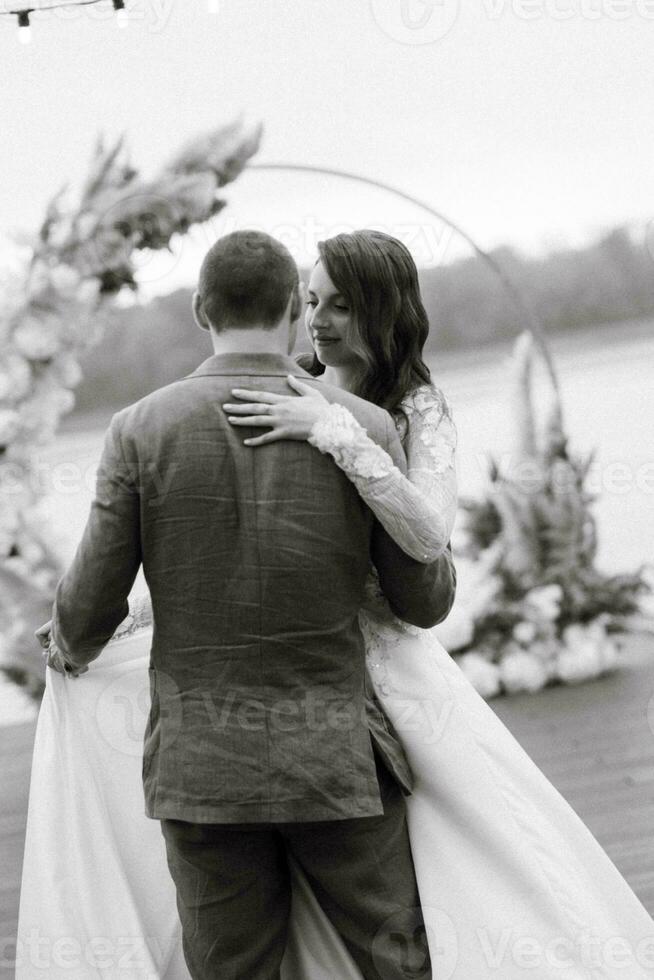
[53,352,456,824]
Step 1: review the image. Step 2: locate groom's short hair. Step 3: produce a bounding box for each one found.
[198,230,299,331]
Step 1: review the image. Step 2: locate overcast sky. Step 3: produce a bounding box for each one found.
[2,0,653,295]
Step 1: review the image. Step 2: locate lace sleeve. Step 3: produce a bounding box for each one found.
[308,383,457,562]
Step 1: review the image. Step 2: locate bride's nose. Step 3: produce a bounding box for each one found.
[309,306,329,329]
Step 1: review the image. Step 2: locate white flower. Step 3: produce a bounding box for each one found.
[433,600,475,652]
[13,316,61,361]
[55,388,76,416]
[0,238,31,324]
[528,638,559,670]
[525,584,563,622]
[46,216,74,250]
[49,264,82,296]
[557,618,618,684]
[76,212,98,241]
[598,633,619,672]
[0,507,20,558]
[17,540,44,566]
[512,620,538,645]
[555,645,602,685]
[0,353,32,402]
[26,261,53,297]
[0,531,15,559]
[52,354,82,389]
[459,652,502,699]
[0,505,19,535]
[0,409,20,446]
[455,557,503,622]
[499,649,549,694]
[76,278,101,306]
[170,172,218,223]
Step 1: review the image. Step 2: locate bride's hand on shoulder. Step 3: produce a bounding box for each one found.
[223,375,330,447]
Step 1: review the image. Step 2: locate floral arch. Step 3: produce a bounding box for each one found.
[0,124,649,698]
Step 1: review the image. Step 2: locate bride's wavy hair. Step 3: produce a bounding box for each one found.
[297,230,432,413]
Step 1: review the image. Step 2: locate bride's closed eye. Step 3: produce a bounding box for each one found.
[306,296,349,311]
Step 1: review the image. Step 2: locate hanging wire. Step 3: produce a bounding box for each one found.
[2,0,127,40]
[1,0,107,15]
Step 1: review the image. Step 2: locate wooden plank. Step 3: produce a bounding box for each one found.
[491,636,654,913]
[0,638,652,979]
[0,721,34,980]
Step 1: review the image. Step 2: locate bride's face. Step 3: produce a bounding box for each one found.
[305,261,361,369]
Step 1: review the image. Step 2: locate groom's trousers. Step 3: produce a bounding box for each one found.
[160,750,432,980]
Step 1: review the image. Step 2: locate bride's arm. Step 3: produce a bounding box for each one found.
[308,384,457,563]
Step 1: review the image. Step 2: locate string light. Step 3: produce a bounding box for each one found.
[112,0,128,27]
[3,1,132,40]
[17,9,31,44]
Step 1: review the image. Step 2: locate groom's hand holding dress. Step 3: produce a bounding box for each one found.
[35,619,88,677]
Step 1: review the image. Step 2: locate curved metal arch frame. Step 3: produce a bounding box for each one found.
[249,161,561,404]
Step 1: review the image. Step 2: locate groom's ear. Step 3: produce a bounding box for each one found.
[192,291,211,332]
[289,282,303,323]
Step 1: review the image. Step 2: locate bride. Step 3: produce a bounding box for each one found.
[19,230,654,980]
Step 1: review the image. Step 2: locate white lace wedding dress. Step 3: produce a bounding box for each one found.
[18,384,654,980]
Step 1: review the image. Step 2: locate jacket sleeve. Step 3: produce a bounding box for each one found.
[51,412,142,669]
[370,531,457,629]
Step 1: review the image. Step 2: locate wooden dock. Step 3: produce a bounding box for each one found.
[0,720,38,980]
[1,637,653,978]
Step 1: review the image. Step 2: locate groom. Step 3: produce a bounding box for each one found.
[47,231,456,979]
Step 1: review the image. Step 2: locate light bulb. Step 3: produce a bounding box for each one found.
[17,11,32,44]
[113,0,128,27]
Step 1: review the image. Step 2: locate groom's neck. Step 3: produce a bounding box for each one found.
[209,325,291,358]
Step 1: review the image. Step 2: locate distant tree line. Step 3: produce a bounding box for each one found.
[72,226,654,415]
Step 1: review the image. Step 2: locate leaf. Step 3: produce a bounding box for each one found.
[79,134,130,206]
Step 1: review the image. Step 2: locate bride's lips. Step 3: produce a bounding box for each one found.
[314,337,340,345]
